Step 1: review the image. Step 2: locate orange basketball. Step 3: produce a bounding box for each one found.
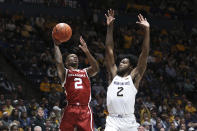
[52,23,72,43]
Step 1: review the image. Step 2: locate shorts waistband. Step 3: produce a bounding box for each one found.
[109,113,134,118]
[67,102,88,106]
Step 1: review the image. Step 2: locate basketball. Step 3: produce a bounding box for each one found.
[52,23,72,43]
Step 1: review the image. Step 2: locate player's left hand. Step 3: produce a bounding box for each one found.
[105,9,115,26]
[136,14,150,30]
[52,31,61,45]
[79,36,89,53]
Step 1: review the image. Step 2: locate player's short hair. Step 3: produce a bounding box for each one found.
[125,56,133,66]
[118,56,137,67]
[66,53,78,61]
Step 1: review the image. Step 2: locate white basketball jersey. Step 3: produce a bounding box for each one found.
[107,75,137,115]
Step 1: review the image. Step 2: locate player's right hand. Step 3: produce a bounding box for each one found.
[79,36,89,53]
[136,14,150,30]
[105,9,115,26]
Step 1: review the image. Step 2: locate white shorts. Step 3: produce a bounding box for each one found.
[104,114,139,131]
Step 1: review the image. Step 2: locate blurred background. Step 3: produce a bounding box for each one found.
[0,0,197,130]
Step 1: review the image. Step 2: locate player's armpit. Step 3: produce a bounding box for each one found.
[85,66,99,77]
[83,52,99,77]
[130,68,142,89]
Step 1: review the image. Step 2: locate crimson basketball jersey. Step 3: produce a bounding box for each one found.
[62,69,91,105]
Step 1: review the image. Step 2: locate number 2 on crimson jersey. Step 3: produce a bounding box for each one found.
[74,78,83,89]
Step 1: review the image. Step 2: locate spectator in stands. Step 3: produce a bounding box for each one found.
[0,76,15,93]
[93,104,106,129]
[27,99,39,117]
[18,99,27,113]
[30,56,39,72]
[3,99,14,116]
[0,106,3,119]
[165,62,176,81]
[155,122,163,131]
[48,88,61,105]
[39,101,49,119]
[140,105,151,124]
[1,112,11,127]
[0,126,9,131]
[16,85,25,99]
[34,126,42,131]
[52,101,61,121]
[39,77,50,96]
[19,111,31,129]
[168,122,177,131]
[9,122,19,131]
[123,30,133,50]
[184,79,195,93]
[150,111,157,130]
[138,125,145,131]
[45,119,51,130]
[159,128,165,131]
[142,121,151,131]
[173,115,180,128]
[179,123,187,130]
[31,107,46,130]
[47,65,57,78]
[50,77,63,93]
[10,109,20,121]
[0,94,5,105]
[175,105,184,117]
[48,111,59,130]
[40,50,53,65]
[185,101,197,114]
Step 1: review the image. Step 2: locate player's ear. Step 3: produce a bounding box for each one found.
[129,65,133,71]
[64,60,68,67]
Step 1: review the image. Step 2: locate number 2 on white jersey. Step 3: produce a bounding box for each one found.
[117,87,124,96]
[74,78,83,89]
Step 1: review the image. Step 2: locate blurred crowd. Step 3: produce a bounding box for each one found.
[0,73,62,131]
[0,0,197,131]
[2,0,195,20]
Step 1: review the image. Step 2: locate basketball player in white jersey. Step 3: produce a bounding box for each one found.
[104,9,150,131]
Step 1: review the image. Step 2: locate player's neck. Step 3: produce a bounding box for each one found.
[68,66,78,70]
[123,73,130,77]
[117,72,130,77]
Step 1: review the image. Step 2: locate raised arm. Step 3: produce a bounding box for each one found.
[105,9,117,79]
[53,38,65,83]
[79,36,99,77]
[131,14,150,89]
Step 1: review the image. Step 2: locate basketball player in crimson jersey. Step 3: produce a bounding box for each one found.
[104,9,150,131]
[53,36,99,131]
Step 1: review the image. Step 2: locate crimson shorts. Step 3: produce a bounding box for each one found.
[60,105,94,131]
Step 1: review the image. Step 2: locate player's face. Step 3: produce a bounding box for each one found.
[117,58,132,76]
[66,54,79,68]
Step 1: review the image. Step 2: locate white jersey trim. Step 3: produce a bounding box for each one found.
[83,68,90,80]
[88,104,93,131]
[61,68,68,96]
[128,75,138,94]
[88,79,93,131]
